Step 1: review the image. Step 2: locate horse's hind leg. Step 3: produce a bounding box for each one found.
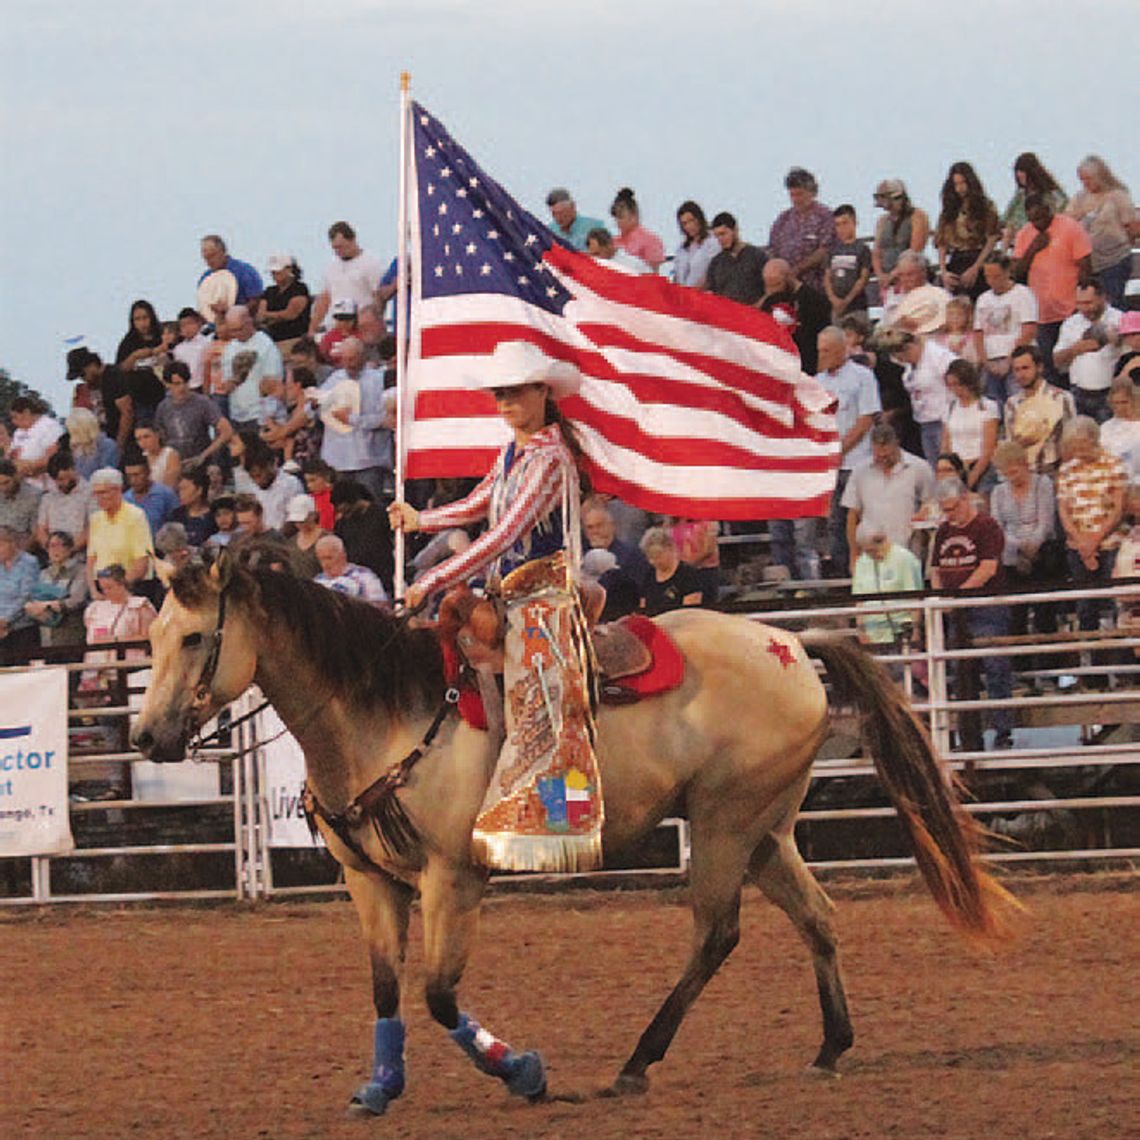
[611,824,748,1095]
[344,866,414,1117]
[419,857,547,1100]
[748,828,854,1074]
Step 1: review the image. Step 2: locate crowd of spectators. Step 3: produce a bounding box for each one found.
[1,153,1138,752]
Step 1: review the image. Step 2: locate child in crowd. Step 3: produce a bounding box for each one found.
[204,495,238,553]
[302,461,338,529]
[825,205,872,318]
[933,296,981,364]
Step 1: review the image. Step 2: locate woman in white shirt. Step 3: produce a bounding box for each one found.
[672,201,720,289]
[941,359,1000,496]
[1098,376,1140,478]
[133,424,181,488]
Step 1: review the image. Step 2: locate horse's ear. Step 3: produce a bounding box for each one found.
[154,557,175,587]
[210,549,235,590]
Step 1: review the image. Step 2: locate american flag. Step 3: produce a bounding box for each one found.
[403,102,839,521]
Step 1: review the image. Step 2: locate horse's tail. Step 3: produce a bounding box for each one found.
[802,632,1020,944]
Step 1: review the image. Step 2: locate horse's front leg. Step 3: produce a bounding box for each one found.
[419,857,547,1100]
[343,865,414,1117]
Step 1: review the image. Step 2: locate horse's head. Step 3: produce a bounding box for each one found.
[132,556,259,762]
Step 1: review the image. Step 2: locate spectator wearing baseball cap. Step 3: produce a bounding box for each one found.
[282,492,327,578]
[261,254,312,352]
[872,178,931,288]
[318,298,359,364]
[65,346,135,453]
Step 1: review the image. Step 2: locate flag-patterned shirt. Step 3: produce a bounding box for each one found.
[414,424,575,597]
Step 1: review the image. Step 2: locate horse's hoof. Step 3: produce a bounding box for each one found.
[610,1072,649,1097]
[347,1082,395,1117]
[803,1062,842,1081]
[505,1050,547,1101]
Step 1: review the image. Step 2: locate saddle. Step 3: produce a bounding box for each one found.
[434,583,684,723]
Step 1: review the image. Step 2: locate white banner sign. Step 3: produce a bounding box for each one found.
[0,668,74,857]
[259,707,323,849]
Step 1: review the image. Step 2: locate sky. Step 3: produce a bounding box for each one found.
[2,0,1136,414]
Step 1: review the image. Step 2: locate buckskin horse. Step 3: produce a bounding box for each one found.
[133,558,1014,1116]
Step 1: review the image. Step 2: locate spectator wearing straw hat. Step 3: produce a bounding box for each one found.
[221,305,283,433]
[199,234,264,319]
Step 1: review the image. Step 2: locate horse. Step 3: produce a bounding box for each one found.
[132,557,1015,1116]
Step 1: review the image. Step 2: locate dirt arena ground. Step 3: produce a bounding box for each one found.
[2,875,1136,1139]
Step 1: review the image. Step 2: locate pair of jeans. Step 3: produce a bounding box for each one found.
[947,605,1013,749]
[828,469,852,573]
[768,517,820,581]
[1097,256,1133,311]
[1036,322,1064,386]
[919,421,943,470]
[1073,387,1111,425]
[1066,546,1118,688]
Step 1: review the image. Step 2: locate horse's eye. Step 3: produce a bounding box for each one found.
[182,632,204,650]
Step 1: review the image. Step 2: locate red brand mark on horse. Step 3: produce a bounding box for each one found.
[767,638,795,668]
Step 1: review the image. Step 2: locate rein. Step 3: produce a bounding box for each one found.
[180,578,447,869]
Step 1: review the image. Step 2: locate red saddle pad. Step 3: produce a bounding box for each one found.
[610,614,686,696]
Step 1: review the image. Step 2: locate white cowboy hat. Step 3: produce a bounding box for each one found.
[316,377,361,434]
[890,284,949,336]
[473,340,582,400]
[196,268,238,322]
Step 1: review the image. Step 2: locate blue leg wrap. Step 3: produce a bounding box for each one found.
[350,1017,406,1115]
[449,1012,546,1099]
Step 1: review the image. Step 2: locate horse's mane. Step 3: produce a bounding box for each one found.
[171,561,445,717]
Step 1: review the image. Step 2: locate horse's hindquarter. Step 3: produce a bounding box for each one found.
[596,610,829,854]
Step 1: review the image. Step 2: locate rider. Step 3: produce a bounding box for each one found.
[387,339,601,873]
[389,340,583,607]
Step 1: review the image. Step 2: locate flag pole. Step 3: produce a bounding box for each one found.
[394,70,411,601]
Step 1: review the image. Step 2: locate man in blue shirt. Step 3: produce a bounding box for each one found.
[816,325,881,572]
[545,187,607,251]
[199,233,264,318]
[123,455,178,539]
[318,337,393,505]
[0,524,41,664]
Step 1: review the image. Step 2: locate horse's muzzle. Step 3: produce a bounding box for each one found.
[130,726,188,764]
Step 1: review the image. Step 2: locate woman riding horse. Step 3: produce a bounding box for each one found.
[388,339,603,873]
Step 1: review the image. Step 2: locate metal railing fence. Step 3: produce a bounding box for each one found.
[2,583,1137,904]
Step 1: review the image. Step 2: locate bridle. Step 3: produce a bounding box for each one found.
[183,581,274,757]
[193,580,229,706]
